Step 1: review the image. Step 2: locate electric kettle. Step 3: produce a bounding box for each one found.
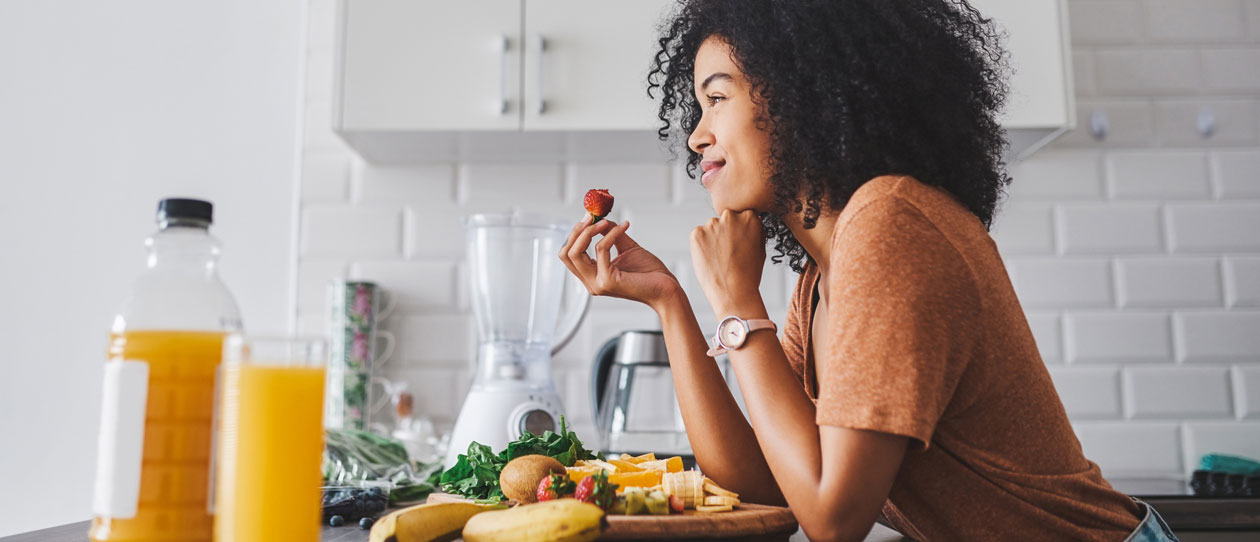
[591,330,698,465]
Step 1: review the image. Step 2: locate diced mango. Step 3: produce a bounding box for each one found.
[609,470,663,489]
[566,466,604,484]
[584,459,619,473]
[621,452,656,464]
[609,459,644,472]
[639,456,685,473]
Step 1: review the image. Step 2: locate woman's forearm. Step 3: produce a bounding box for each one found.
[722,318,904,540]
[650,289,786,506]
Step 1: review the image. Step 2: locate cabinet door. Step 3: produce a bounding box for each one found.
[522,0,675,131]
[968,0,1073,129]
[337,0,521,131]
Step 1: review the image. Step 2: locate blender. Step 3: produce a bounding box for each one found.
[443,212,589,468]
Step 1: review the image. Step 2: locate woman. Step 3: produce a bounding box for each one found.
[559,1,1177,540]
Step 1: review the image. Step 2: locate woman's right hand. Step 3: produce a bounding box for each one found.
[558,215,682,310]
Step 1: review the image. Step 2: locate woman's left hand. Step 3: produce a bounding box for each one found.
[689,209,767,317]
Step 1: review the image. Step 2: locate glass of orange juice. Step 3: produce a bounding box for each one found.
[214,335,327,542]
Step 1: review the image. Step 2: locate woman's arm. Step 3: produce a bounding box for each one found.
[720,320,908,541]
[649,289,787,506]
[690,210,908,541]
[557,216,784,505]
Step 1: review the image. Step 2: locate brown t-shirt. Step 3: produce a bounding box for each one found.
[782,175,1141,541]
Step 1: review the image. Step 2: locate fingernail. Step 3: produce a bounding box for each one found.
[580,214,591,224]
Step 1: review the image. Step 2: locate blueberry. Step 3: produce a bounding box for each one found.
[359,517,375,529]
[329,514,345,527]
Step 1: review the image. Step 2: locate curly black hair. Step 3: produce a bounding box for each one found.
[647,0,1011,273]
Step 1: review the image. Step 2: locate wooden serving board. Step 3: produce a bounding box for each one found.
[425,493,798,541]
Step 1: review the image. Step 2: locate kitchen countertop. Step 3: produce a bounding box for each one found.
[10,478,1255,542]
[0,521,910,542]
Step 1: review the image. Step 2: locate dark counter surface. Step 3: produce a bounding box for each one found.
[0,521,909,542]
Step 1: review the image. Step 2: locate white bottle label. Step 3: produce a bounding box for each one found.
[92,360,149,518]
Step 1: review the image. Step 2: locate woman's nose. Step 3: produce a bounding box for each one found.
[688,115,714,154]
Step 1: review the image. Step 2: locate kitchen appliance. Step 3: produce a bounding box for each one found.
[443,212,589,468]
[592,331,710,462]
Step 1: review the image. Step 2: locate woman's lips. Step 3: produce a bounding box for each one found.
[701,161,725,187]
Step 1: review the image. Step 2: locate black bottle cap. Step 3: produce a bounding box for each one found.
[157,198,213,225]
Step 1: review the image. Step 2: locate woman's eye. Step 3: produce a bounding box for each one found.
[705,95,725,106]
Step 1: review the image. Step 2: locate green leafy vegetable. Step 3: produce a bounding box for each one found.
[439,416,602,500]
[322,428,439,504]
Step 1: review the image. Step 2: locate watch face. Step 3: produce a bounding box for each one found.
[719,318,747,348]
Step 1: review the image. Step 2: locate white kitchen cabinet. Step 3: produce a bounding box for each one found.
[970,0,1075,159]
[335,0,1073,162]
[521,0,668,131]
[336,0,521,131]
[335,0,671,139]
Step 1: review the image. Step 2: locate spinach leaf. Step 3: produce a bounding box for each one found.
[438,416,602,500]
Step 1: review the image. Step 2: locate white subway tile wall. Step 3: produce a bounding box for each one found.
[297,0,1260,476]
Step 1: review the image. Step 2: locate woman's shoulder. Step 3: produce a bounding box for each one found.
[833,175,989,253]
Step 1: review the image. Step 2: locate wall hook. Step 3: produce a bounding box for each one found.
[1197,108,1216,139]
[1089,109,1109,141]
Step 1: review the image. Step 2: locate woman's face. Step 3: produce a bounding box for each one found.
[688,36,776,215]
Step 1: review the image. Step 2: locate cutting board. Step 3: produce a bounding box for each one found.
[425,493,797,541]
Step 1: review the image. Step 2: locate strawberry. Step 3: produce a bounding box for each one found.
[574,471,619,510]
[669,494,684,514]
[536,473,576,502]
[583,189,614,223]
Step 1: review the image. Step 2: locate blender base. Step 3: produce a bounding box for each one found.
[442,384,565,469]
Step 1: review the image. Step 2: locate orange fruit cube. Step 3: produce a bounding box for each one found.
[609,470,663,489]
[609,459,644,472]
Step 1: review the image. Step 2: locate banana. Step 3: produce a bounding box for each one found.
[368,501,493,542]
[703,495,740,507]
[662,471,740,511]
[703,479,739,499]
[461,499,606,542]
[661,471,706,509]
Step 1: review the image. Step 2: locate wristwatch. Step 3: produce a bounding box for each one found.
[706,316,778,357]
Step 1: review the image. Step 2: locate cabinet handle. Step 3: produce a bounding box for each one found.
[535,35,546,115]
[495,35,508,115]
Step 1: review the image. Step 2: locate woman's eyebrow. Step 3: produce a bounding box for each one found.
[700,72,734,91]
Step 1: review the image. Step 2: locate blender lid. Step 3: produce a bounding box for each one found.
[464,210,569,231]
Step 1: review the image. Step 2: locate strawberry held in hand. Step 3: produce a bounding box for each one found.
[536,473,576,502]
[583,189,614,223]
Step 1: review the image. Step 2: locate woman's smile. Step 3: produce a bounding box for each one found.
[701,158,725,187]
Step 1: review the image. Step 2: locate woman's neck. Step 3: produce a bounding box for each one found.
[783,208,840,301]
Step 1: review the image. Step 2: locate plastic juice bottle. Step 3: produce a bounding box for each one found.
[90,198,242,542]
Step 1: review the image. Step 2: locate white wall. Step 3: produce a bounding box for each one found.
[295,0,1260,484]
[0,0,305,535]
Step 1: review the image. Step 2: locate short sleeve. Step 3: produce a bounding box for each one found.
[780,265,817,390]
[815,197,980,450]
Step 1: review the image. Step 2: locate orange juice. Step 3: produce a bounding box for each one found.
[213,364,326,542]
[90,330,225,542]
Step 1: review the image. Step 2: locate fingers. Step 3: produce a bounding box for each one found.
[595,220,631,273]
[560,214,592,261]
[566,219,616,286]
[603,219,640,252]
[558,214,592,278]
